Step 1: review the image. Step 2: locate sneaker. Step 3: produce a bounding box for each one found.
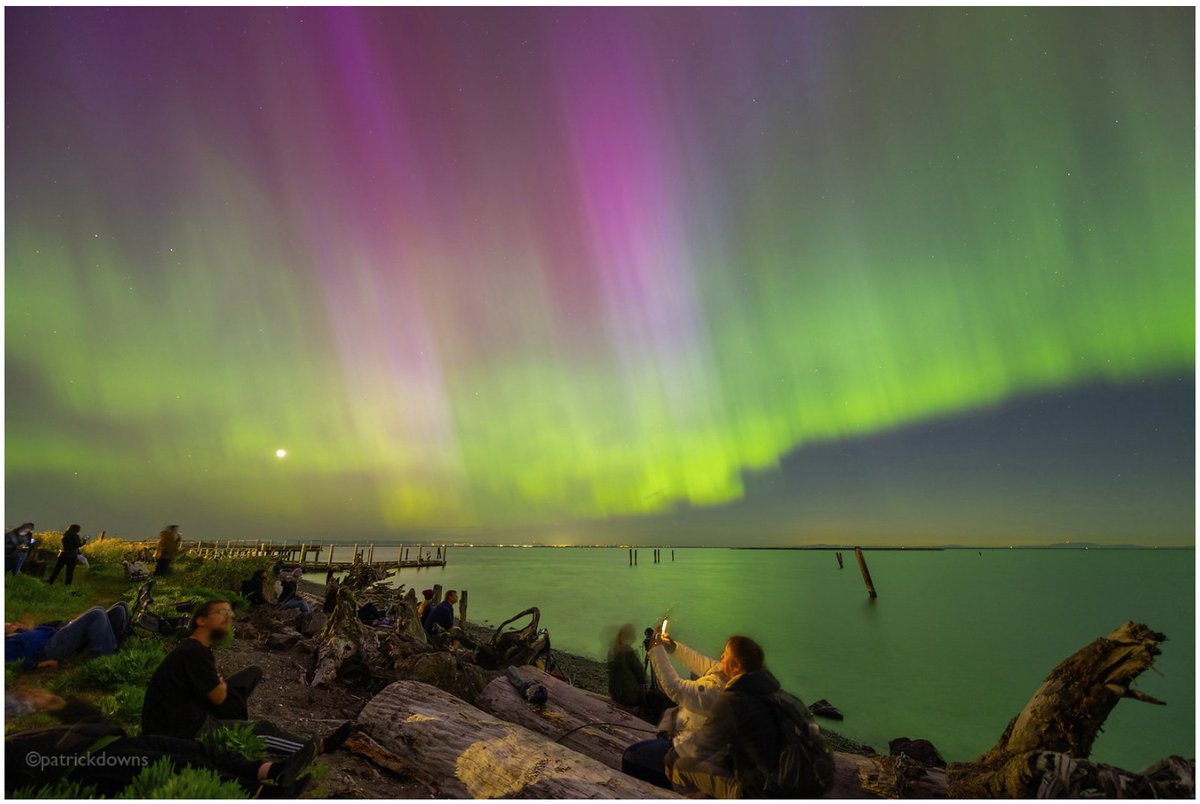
[321,721,353,754]
[267,739,317,788]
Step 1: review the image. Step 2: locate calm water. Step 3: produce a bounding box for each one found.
[311,546,1194,768]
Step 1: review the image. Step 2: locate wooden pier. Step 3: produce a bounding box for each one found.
[185,539,449,572]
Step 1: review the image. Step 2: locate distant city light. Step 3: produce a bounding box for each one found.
[276,449,287,458]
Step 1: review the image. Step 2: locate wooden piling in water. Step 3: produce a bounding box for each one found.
[458,590,468,628]
[367,544,375,565]
[836,551,844,569]
[854,547,877,598]
[634,549,638,566]
[671,549,674,562]
[326,544,335,567]
[432,584,443,606]
[629,548,632,566]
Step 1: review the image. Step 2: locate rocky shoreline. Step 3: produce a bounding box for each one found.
[224,584,874,798]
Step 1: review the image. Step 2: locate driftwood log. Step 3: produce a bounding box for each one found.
[475,665,947,798]
[474,665,659,770]
[348,679,682,798]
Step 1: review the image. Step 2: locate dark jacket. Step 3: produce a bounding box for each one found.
[423,600,455,634]
[5,529,31,559]
[5,626,56,669]
[60,530,82,558]
[607,643,645,706]
[686,668,786,793]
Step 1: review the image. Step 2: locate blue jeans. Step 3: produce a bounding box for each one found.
[279,598,312,614]
[621,738,673,789]
[8,551,28,575]
[42,602,129,661]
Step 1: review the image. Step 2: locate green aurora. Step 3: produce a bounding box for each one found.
[4,7,1195,544]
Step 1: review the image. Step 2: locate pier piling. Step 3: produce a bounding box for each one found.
[854,547,877,598]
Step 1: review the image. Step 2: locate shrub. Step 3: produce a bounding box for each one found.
[99,684,146,722]
[62,638,165,692]
[81,538,145,568]
[197,722,266,761]
[115,757,250,799]
[172,556,268,594]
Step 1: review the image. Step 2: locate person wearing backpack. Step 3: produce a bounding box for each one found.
[667,635,835,798]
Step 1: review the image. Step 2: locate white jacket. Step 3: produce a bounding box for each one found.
[649,640,728,759]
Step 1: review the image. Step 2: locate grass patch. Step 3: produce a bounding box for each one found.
[59,639,165,693]
[11,777,99,799]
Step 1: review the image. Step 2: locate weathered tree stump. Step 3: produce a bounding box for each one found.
[349,679,682,798]
[947,622,1192,798]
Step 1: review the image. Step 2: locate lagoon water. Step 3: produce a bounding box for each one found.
[320,546,1193,769]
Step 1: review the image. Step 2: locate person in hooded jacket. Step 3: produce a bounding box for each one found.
[620,631,728,788]
[666,635,815,798]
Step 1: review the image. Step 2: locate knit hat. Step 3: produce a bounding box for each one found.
[291,567,303,577]
[422,589,434,599]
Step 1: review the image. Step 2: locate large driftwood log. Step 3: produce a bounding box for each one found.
[349,679,682,798]
[947,622,1193,798]
[474,665,659,770]
[476,666,946,798]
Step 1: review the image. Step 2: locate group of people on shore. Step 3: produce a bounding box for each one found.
[6,594,347,796]
[241,563,313,614]
[4,522,184,585]
[609,625,834,798]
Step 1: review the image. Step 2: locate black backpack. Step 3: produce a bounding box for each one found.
[760,691,836,798]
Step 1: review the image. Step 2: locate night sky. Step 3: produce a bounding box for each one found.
[5,7,1194,546]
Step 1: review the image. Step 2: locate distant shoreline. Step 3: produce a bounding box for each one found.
[288,541,1192,551]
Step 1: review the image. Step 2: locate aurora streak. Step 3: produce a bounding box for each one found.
[5,7,1194,545]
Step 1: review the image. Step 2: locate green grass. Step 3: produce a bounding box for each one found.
[5,571,131,625]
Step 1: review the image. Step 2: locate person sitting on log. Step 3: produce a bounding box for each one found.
[607,624,646,709]
[5,602,130,670]
[422,589,457,636]
[141,600,351,757]
[240,570,271,606]
[277,568,312,614]
[666,635,834,799]
[621,627,729,789]
[415,588,436,622]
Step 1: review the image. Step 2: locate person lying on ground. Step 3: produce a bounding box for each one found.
[621,629,729,789]
[4,602,130,670]
[141,599,350,756]
[5,721,318,798]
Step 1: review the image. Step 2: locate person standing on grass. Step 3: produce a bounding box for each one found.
[154,524,182,576]
[142,600,351,756]
[5,522,35,576]
[46,524,83,586]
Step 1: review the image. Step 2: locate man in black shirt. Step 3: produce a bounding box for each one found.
[142,600,348,756]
